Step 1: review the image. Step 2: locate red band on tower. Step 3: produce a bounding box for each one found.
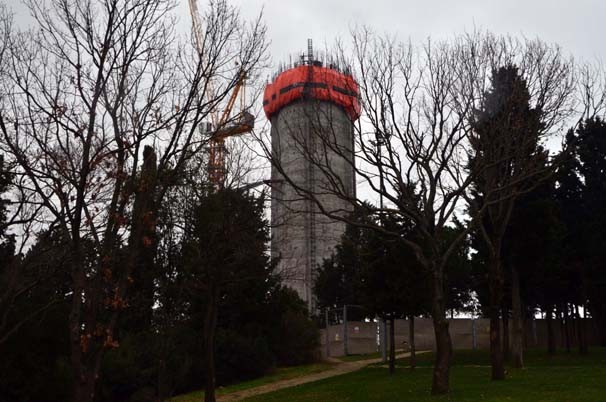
[263,65,361,121]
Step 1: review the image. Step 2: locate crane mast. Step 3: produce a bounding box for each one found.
[188,0,253,188]
[188,0,205,53]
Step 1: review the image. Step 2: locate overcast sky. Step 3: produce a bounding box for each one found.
[10,0,606,64]
[6,0,603,212]
[224,0,606,63]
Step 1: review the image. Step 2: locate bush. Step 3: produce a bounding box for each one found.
[215,329,275,384]
[0,304,71,402]
[266,287,320,366]
[99,325,204,402]
[274,310,320,366]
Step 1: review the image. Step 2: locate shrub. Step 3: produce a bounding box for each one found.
[215,329,275,384]
[266,287,320,366]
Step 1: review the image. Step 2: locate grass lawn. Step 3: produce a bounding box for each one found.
[243,348,606,402]
[170,362,335,402]
[337,351,384,362]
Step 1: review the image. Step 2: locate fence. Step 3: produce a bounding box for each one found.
[320,317,601,358]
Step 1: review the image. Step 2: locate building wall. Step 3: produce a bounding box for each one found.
[320,318,602,358]
[271,100,355,310]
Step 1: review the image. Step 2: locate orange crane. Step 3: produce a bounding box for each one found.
[207,74,254,185]
[188,0,254,187]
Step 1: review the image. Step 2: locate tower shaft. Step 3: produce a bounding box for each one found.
[264,49,360,310]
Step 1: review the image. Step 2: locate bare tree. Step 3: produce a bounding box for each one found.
[0,0,267,401]
[260,29,483,394]
[259,29,577,394]
[0,2,62,350]
[577,60,606,121]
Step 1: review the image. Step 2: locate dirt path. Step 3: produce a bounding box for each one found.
[218,351,427,401]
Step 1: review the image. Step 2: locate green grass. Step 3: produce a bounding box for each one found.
[389,348,606,368]
[170,362,335,402]
[337,351,384,362]
[243,348,606,402]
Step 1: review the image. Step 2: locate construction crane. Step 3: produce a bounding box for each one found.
[188,0,254,188]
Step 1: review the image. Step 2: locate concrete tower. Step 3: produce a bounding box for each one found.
[263,41,361,311]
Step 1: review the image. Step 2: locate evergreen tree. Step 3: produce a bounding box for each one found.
[181,189,273,402]
[570,118,606,348]
[470,65,543,379]
[315,208,432,374]
[507,174,564,358]
[358,214,430,374]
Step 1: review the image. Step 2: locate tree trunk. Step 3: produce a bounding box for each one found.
[510,266,524,368]
[69,254,95,402]
[581,305,589,355]
[432,314,452,394]
[489,313,505,380]
[572,304,579,351]
[576,304,588,355]
[409,315,416,370]
[502,309,510,361]
[598,307,606,347]
[488,254,505,380]
[546,306,556,355]
[564,306,570,350]
[430,264,452,395]
[558,305,564,350]
[389,316,395,375]
[204,289,219,402]
[72,372,96,402]
[564,304,571,353]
